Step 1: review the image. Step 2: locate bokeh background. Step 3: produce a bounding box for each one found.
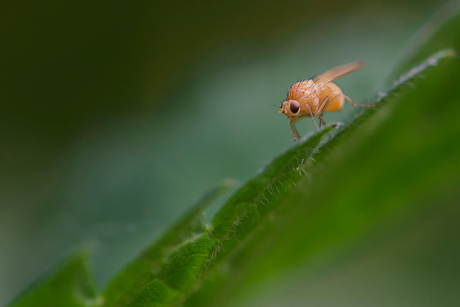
[0,0,452,305]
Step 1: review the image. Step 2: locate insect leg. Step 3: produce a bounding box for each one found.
[343,94,375,107]
[290,122,301,144]
[305,104,319,130]
[318,95,330,128]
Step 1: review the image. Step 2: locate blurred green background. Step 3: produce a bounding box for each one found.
[0,0,452,305]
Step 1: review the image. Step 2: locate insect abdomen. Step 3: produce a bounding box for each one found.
[321,83,344,112]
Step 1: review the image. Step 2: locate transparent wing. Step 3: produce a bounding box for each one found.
[313,62,365,89]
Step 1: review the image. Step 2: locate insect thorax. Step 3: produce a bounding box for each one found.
[287,80,319,102]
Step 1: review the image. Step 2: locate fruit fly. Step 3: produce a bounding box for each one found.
[279,62,374,143]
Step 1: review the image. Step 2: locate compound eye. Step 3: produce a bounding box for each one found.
[290,101,300,114]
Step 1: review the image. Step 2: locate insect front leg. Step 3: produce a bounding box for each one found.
[290,122,301,144]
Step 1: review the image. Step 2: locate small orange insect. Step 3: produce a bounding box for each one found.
[279,61,374,143]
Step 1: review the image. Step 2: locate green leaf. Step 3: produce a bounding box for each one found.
[209,125,339,264]
[179,15,460,307]
[102,126,337,306]
[183,61,458,307]
[8,249,99,307]
[102,180,235,307]
[10,5,460,307]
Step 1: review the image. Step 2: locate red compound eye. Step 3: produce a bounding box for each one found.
[290,101,300,113]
